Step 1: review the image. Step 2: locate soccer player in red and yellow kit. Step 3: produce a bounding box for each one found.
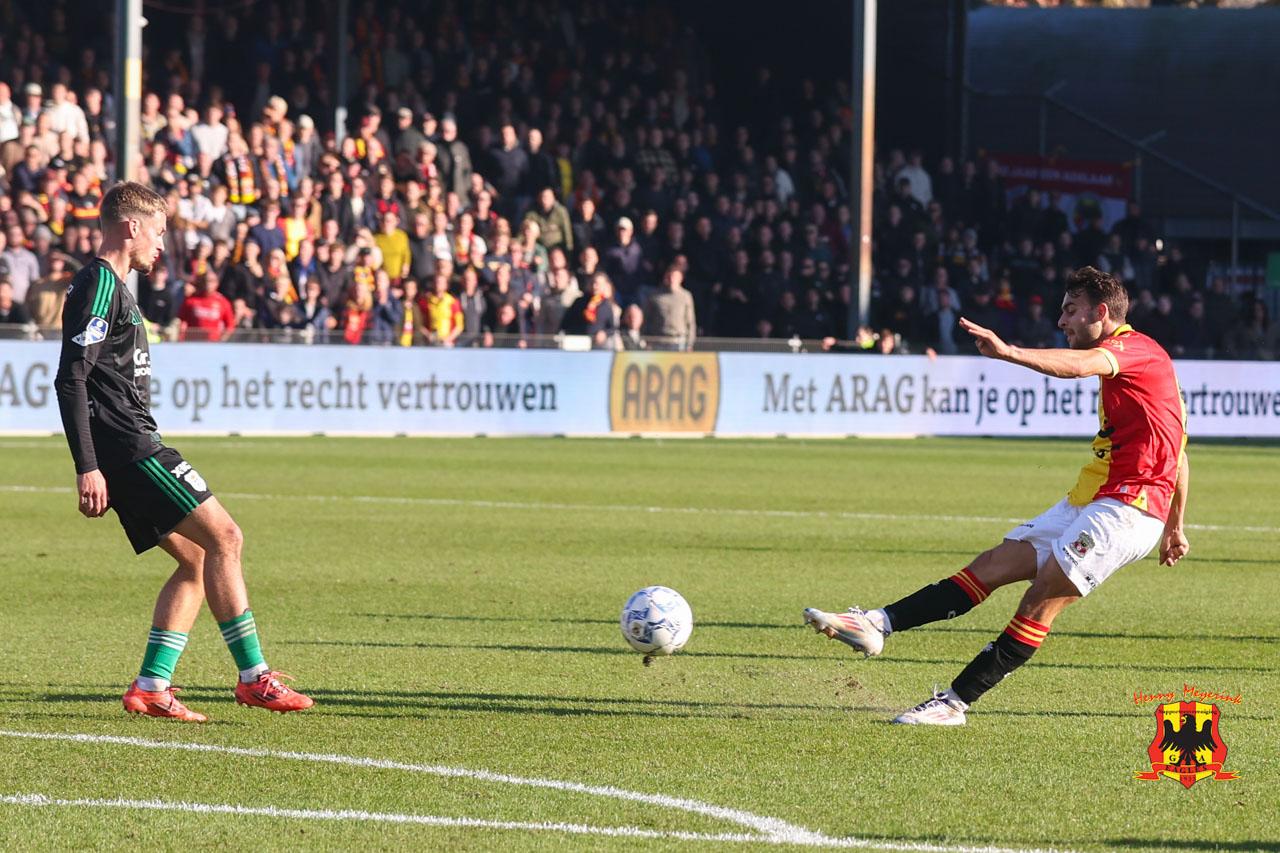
[804,267,1189,725]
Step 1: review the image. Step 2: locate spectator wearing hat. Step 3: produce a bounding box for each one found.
[392,107,427,160]
[20,83,43,124]
[603,216,645,308]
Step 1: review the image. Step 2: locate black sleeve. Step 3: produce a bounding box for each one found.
[53,266,113,474]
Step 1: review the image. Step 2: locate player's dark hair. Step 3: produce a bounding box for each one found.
[1065,266,1128,323]
[100,181,167,226]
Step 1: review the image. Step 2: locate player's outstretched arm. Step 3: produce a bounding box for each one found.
[959,317,1112,379]
[1160,451,1190,566]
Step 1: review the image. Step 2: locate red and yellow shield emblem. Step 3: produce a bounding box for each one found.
[1134,702,1238,788]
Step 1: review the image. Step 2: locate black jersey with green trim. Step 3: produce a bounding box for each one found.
[54,258,160,474]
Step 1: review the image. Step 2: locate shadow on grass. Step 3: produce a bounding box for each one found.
[355,613,800,630]
[5,684,1271,724]
[284,638,827,661]
[353,613,1279,643]
[1,684,874,722]
[309,634,1278,670]
[891,655,1271,675]
[916,625,1280,643]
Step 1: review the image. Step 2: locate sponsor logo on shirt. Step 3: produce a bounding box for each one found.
[133,348,152,377]
[71,316,109,346]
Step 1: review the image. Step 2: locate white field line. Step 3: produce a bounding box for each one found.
[1,484,1274,534]
[0,793,770,845]
[0,732,1076,853]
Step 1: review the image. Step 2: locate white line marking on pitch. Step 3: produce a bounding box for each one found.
[0,793,774,846]
[0,731,1075,853]
[1,484,1274,534]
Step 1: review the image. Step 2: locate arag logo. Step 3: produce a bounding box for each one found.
[609,352,719,433]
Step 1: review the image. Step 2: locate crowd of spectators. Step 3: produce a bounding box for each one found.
[0,0,1275,359]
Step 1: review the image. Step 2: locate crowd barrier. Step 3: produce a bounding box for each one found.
[2,342,1277,438]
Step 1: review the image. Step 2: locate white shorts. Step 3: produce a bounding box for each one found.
[1004,497,1165,597]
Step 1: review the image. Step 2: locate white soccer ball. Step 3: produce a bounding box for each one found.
[620,586,693,656]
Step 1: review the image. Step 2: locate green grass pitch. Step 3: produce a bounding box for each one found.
[0,436,1276,851]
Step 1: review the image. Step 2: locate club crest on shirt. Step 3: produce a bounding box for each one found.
[71,316,109,346]
[1070,531,1095,557]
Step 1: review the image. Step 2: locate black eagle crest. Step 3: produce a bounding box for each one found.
[1159,712,1220,766]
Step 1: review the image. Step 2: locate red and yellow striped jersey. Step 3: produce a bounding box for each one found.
[1067,324,1186,521]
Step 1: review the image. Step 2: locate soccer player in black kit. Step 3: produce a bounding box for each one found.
[54,182,312,720]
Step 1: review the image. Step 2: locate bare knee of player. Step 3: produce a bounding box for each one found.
[197,499,243,556]
[174,498,244,561]
[160,534,206,582]
[1017,556,1081,628]
[211,514,244,560]
[967,539,1038,591]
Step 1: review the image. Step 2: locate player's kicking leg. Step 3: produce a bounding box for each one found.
[892,555,1079,726]
[171,497,313,713]
[803,538,1039,658]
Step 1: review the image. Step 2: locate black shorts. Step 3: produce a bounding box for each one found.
[104,447,214,554]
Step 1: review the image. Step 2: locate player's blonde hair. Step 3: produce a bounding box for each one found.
[100,181,167,227]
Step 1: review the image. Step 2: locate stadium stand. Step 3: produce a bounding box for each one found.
[0,0,1274,358]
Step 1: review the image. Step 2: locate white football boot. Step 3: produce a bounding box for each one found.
[802,606,886,657]
[892,686,969,726]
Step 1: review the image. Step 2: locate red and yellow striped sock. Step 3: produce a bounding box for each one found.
[949,568,991,607]
[1003,614,1050,648]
